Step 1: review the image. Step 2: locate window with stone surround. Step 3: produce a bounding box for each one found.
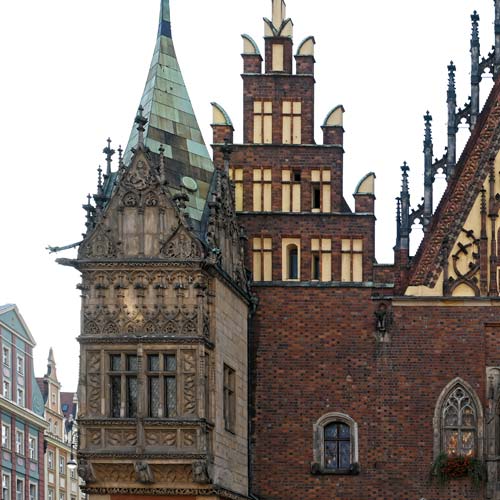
[2,423,10,449]
[29,483,37,500]
[229,168,244,211]
[47,450,54,470]
[311,169,331,212]
[147,353,177,418]
[311,239,332,281]
[15,478,23,500]
[223,364,236,433]
[15,429,24,455]
[341,239,363,282]
[253,101,272,144]
[312,413,359,475]
[282,101,302,144]
[253,168,272,211]
[282,169,301,212]
[252,237,273,282]
[282,238,301,281]
[434,379,483,459]
[3,380,11,399]
[2,473,11,500]
[28,435,37,461]
[109,354,138,418]
[3,346,10,367]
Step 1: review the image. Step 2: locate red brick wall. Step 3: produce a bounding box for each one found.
[249,295,492,499]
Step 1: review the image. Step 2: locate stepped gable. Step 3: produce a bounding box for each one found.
[407,77,500,289]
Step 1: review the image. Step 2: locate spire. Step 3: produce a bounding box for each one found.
[423,112,434,232]
[124,0,214,224]
[46,348,58,380]
[470,11,481,129]
[447,61,457,179]
[159,0,171,37]
[495,0,500,78]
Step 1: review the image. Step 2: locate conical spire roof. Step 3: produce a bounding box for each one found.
[124,0,214,222]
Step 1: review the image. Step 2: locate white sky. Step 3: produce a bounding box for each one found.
[0,0,492,391]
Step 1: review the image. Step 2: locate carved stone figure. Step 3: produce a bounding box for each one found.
[78,459,97,483]
[192,460,210,484]
[135,461,155,484]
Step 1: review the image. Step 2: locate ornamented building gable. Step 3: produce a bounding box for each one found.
[406,75,500,297]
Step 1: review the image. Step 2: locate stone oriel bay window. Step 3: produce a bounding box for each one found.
[311,413,359,475]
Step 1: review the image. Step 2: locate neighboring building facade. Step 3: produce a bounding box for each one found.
[59,0,500,499]
[37,351,83,500]
[0,305,47,500]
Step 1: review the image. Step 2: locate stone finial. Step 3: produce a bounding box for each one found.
[424,111,432,146]
[272,0,286,28]
[447,61,456,98]
[103,137,115,177]
[471,10,480,47]
[118,145,124,170]
[97,165,103,194]
[221,137,233,172]
[135,106,148,147]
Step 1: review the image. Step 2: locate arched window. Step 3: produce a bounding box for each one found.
[324,422,351,470]
[312,413,359,475]
[287,244,298,280]
[433,378,483,459]
[442,386,477,457]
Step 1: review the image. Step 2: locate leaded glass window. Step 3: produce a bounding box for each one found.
[324,422,351,470]
[442,386,477,457]
[109,354,138,418]
[147,353,177,418]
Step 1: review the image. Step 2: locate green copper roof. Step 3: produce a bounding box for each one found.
[124,0,214,223]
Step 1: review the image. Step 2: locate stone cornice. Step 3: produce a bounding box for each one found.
[83,485,252,500]
[77,335,215,349]
[0,396,48,429]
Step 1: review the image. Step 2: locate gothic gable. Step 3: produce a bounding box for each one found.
[79,151,203,261]
[406,78,500,297]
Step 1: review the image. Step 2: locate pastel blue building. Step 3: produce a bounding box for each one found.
[0,305,47,500]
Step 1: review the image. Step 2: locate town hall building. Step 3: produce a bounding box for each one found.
[57,0,500,498]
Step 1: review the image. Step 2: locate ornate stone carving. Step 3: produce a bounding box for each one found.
[105,429,137,447]
[183,376,196,415]
[161,228,203,259]
[87,428,101,446]
[192,460,211,484]
[81,224,117,259]
[182,429,196,447]
[135,462,155,484]
[78,459,97,483]
[86,374,101,416]
[145,429,177,447]
[150,464,192,483]
[94,464,136,483]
